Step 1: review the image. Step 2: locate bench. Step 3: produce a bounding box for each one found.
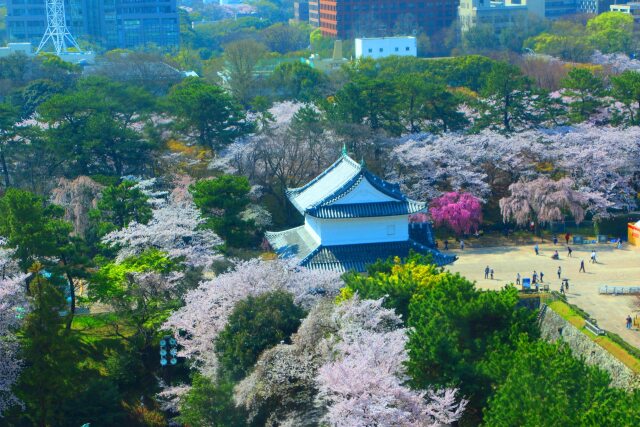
[585,319,605,336]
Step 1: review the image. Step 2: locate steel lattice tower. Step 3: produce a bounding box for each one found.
[36,0,83,55]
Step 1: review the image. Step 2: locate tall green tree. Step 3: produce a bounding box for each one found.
[177,375,246,427]
[89,180,153,238]
[167,77,252,150]
[0,102,19,189]
[15,267,83,427]
[269,62,328,102]
[190,175,256,247]
[611,70,640,126]
[397,74,467,133]
[215,291,306,381]
[406,270,538,417]
[0,189,86,329]
[37,77,156,177]
[325,78,403,136]
[482,338,640,426]
[561,67,604,123]
[477,61,535,132]
[587,11,635,54]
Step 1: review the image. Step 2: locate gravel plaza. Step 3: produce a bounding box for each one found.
[445,242,640,349]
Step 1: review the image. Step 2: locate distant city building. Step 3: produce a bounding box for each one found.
[6,0,179,50]
[316,0,457,38]
[265,149,456,272]
[294,1,310,22]
[577,0,616,13]
[355,36,417,59]
[526,0,579,19]
[459,0,529,33]
[308,0,320,27]
[610,2,640,22]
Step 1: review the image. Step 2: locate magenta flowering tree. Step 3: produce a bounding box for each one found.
[429,192,483,235]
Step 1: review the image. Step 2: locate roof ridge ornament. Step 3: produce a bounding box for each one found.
[341,143,347,156]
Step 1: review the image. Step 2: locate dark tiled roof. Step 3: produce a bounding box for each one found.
[307,200,426,219]
[286,153,423,218]
[300,239,457,273]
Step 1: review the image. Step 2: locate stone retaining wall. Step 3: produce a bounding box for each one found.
[539,305,640,390]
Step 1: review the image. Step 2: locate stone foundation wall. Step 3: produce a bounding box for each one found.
[539,305,640,390]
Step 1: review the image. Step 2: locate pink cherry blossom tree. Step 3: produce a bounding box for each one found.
[429,192,483,235]
[163,259,343,378]
[101,184,223,270]
[499,177,610,226]
[0,273,28,416]
[317,297,467,427]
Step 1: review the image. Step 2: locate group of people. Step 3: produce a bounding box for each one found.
[484,265,494,280]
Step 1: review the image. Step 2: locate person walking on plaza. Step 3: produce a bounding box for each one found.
[534,244,539,255]
[590,250,597,264]
[626,315,633,329]
[567,246,573,257]
[490,269,494,280]
[444,239,449,250]
[579,260,586,273]
[565,232,571,244]
[540,271,544,283]
[460,239,465,250]
[617,238,623,249]
[485,266,490,279]
[560,282,565,294]
[553,235,558,245]
[516,273,521,286]
[532,271,538,284]
[557,266,562,279]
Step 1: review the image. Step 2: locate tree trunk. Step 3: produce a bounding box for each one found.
[0,149,10,189]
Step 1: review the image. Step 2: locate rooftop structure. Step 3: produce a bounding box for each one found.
[265,149,456,272]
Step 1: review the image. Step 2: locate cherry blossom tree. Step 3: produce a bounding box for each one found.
[51,176,104,237]
[163,259,343,378]
[499,177,609,226]
[0,273,28,416]
[317,297,467,427]
[430,192,483,235]
[101,182,223,270]
[388,125,640,212]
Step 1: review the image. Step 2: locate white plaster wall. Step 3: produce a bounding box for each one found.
[306,215,409,246]
[305,217,322,242]
[331,179,397,205]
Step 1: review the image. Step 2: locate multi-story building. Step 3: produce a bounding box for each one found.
[5,0,179,50]
[294,1,310,22]
[459,0,529,33]
[316,0,458,38]
[577,0,616,13]
[308,0,320,27]
[526,0,579,19]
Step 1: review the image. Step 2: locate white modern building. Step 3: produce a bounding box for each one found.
[610,3,640,23]
[0,43,32,58]
[265,148,455,272]
[355,36,417,60]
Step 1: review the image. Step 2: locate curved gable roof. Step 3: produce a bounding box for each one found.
[287,152,421,214]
